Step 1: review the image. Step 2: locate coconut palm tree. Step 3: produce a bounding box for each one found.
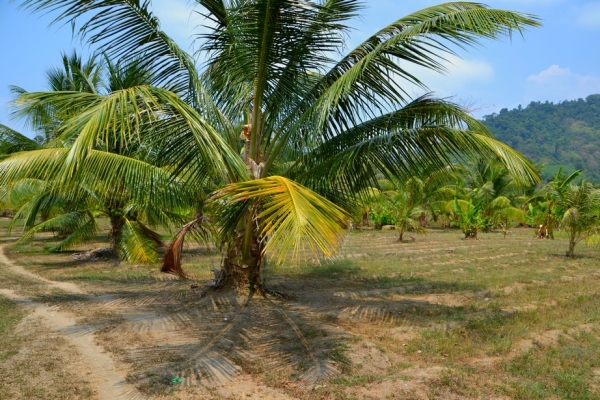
[528,168,582,239]
[0,123,197,262]
[374,169,457,241]
[15,0,540,289]
[534,170,600,257]
[1,56,197,262]
[462,161,530,233]
[9,51,103,144]
[556,182,600,257]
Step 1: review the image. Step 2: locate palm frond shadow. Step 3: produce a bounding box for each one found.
[69,275,492,396]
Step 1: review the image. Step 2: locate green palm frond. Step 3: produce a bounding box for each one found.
[117,218,164,263]
[0,147,196,243]
[279,3,540,144]
[117,218,163,263]
[11,90,103,142]
[295,123,538,205]
[20,0,200,98]
[213,176,349,264]
[2,179,47,208]
[51,86,247,182]
[17,210,97,250]
[9,190,54,234]
[0,148,69,184]
[0,124,42,156]
[200,0,360,120]
[49,212,99,251]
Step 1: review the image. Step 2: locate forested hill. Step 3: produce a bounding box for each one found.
[482,94,600,182]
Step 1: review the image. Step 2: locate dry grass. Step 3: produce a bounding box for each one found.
[0,296,97,399]
[2,220,600,399]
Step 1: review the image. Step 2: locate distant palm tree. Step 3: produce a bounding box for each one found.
[528,168,582,240]
[463,161,530,231]
[14,0,540,289]
[559,182,600,257]
[536,171,600,257]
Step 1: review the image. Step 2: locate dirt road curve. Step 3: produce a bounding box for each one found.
[0,245,140,400]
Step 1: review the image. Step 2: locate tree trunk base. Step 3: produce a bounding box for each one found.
[194,270,288,299]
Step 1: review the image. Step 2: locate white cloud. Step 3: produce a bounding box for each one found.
[524,65,600,104]
[526,64,572,83]
[396,55,495,98]
[576,2,600,29]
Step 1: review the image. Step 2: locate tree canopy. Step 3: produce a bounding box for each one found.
[4,0,542,289]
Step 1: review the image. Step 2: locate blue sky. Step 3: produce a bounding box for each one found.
[1,0,600,137]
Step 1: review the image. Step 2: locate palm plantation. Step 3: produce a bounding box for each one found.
[2,0,542,290]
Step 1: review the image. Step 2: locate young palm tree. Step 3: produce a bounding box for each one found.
[375,172,455,241]
[528,168,582,239]
[451,198,488,240]
[537,172,600,257]
[557,182,600,257]
[462,161,529,232]
[17,0,540,289]
[386,188,427,242]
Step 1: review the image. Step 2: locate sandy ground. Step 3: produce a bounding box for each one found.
[3,229,600,399]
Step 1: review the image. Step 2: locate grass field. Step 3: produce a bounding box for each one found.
[1,220,600,399]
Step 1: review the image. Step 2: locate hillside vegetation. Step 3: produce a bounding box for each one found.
[483,94,600,182]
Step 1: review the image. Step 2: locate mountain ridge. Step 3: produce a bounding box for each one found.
[482,94,600,182]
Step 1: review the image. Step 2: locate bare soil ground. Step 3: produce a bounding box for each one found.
[2,223,600,399]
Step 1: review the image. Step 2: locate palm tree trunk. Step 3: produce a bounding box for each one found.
[419,212,427,227]
[566,235,577,257]
[109,212,124,252]
[220,208,264,290]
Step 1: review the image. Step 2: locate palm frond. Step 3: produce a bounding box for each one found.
[21,0,201,98]
[162,215,215,276]
[213,176,349,264]
[49,212,99,251]
[117,218,161,263]
[9,190,54,234]
[274,2,540,146]
[17,210,97,250]
[53,86,248,182]
[0,124,42,156]
[292,98,538,205]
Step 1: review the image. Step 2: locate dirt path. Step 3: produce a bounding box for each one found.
[0,245,140,400]
[0,246,84,294]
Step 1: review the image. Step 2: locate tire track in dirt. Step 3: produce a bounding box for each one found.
[0,245,142,400]
[0,248,246,391]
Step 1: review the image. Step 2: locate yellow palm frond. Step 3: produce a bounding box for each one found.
[213,176,349,264]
